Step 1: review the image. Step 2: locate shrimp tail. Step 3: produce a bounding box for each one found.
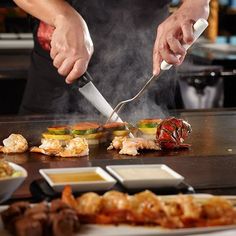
[61,185,78,209]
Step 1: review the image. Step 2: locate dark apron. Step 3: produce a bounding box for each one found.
[19,0,180,120]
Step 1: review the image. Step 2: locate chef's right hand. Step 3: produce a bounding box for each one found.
[50,13,94,84]
[152,0,210,75]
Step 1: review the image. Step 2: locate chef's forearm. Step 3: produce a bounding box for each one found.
[13,0,79,27]
[180,0,210,20]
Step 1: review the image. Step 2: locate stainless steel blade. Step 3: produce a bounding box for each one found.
[78,81,123,122]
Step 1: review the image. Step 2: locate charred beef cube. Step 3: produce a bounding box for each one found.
[10,202,31,213]
[2,200,80,236]
[1,206,21,229]
[14,216,43,236]
[50,199,70,213]
[31,212,49,235]
[1,202,30,231]
[24,202,48,216]
[51,208,80,236]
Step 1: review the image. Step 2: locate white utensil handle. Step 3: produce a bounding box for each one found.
[160,18,208,71]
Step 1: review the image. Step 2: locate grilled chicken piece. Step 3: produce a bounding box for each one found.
[58,137,89,157]
[30,139,63,156]
[108,136,160,156]
[39,139,63,151]
[30,137,89,157]
[0,134,28,154]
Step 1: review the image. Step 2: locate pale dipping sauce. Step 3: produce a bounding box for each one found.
[47,172,105,183]
[115,167,174,180]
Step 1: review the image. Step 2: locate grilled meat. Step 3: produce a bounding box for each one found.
[1,199,80,236]
[107,136,160,156]
[0,134,28,154]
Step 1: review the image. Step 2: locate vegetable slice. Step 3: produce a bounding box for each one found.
[42,133,72,140]
[47,125,69,135]
[137,119,162,128]
[70,122,100,135]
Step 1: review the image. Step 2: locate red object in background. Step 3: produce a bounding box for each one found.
[156,117,192,150]
[37,21,54,51]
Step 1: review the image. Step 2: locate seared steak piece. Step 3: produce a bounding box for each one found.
[50,199,70,213]
[14,217,43,236]
[52,208,80,236]
[1,201,30,232]
[1,199,80,236]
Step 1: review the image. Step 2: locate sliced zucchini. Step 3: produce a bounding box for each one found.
[42,132,73,140]
[47,125,69,135]
[71,128,98,135]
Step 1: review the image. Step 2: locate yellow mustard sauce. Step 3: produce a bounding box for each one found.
[48,171,105,183]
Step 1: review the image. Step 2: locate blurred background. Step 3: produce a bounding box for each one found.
[0,0,236,114]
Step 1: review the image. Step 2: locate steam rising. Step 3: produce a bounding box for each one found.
[50,0,178,122]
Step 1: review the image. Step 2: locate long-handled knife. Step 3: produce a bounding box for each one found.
[78,72,123,122]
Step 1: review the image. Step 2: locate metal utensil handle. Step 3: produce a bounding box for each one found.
[161,18,209,71]
[106,72,162,123]
[77,71,93,88]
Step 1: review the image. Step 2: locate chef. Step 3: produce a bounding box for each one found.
[13,0,210,118]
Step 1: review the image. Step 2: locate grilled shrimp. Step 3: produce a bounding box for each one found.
[200,197,236,226]
[128,190,166,224]
[61,187,236,228]
[76,192,102,215]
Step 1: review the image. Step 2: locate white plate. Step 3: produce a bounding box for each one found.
[106,164,184,189]
[39,167,116,192]
[0,203,235,236]
[0,162,27,204]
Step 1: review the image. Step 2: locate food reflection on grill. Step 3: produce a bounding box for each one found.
[1,199,80,236]
[62,186,236,229]
[0,134,28,154]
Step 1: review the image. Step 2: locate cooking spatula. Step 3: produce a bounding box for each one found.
[106,18,209,123]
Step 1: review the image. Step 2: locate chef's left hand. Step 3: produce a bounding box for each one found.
[153,0,210,75]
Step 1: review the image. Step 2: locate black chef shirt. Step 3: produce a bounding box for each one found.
[20,0,179,119]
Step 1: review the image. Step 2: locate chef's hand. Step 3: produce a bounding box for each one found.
[13,0,93,84]
[50,13,94,84]
[153,0,210,75]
